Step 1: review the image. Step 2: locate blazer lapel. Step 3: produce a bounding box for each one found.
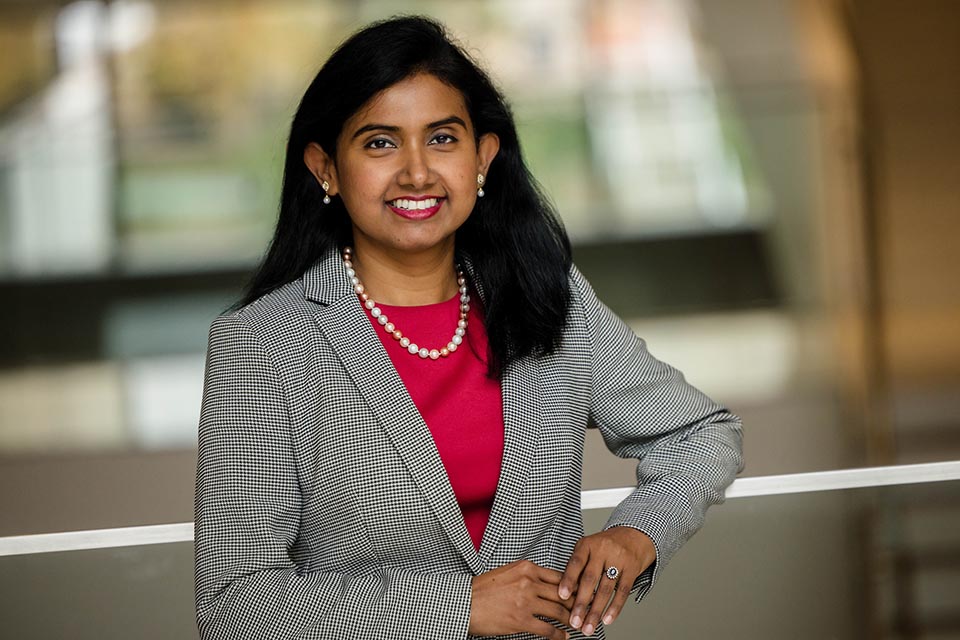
[478,353,543,564]
[305,249,483,573]
[458,254,546,566]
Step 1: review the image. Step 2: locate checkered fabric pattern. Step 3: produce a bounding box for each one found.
[195,247,743,639]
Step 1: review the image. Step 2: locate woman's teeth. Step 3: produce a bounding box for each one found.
[389,198,440,210]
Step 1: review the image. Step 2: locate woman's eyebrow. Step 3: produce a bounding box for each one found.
[351,123,399,139]
[426,116,467,130]
[351,116,467,140]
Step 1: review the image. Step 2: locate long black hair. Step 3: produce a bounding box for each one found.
[240,15,572,378]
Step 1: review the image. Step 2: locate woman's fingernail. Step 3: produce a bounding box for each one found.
[571,615,581,628]
[584,623,595,636]
[559,586,570,599]
[603,614,613,625]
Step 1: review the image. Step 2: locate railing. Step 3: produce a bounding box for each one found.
[2,460,958,557]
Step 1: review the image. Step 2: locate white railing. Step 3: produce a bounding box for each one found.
[2,460,959,557]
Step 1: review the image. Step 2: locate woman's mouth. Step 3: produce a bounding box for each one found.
[386,196,445,220]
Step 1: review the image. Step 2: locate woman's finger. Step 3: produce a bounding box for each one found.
[539,584,575,609]
[536,597,574,625]
[558,539,588,600]
[537,565,565,585]
[581,567,620,636]
[569,555,602,631]
[539,576,575,606]
[598,572,635,627]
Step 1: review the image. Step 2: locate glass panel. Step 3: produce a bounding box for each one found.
[1,0,769,274]
[0,0,766,277]
[1,480,957,639]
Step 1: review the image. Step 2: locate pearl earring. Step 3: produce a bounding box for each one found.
[322,180,332,205]
[477,174,485,198]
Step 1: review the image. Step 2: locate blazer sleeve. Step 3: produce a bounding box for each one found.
[570,266,744,603]
[194,312,473,640]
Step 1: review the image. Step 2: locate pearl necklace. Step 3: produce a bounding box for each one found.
[341,246,470,360]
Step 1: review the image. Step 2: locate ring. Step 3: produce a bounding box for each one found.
[605,566,620,580]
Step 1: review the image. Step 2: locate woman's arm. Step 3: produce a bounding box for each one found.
[568,266,744,602]
[194,313,472,640]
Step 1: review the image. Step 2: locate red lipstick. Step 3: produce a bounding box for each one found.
[386,196,445,220]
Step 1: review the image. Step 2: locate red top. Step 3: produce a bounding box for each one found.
[368,292,504,552]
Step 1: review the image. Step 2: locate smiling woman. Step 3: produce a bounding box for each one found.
[194,15,743,640]
[302,73,500,301]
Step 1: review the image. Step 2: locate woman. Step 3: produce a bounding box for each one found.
[194,15,742,640]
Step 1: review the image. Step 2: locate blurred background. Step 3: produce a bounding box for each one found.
[0,0,958,637]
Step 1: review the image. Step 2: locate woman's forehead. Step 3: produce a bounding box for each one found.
[345,73,471,132]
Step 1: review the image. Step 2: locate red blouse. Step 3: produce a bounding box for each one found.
[368,292,504,552]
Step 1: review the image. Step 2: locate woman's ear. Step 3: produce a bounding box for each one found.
[303,142,339,195]
[477,133,500,176]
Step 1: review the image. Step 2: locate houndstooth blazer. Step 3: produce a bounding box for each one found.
[194,246,743,640]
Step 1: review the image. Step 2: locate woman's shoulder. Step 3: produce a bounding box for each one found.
[208,271,327,347]
[215,250,348,333]
[562,262,625,333]
[566,262,597,306]
[229,277,305,320]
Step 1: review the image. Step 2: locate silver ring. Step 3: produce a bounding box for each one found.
[605,566,620,580]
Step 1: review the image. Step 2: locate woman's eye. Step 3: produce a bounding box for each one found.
[429,133,457,145]
[365,138,395,150]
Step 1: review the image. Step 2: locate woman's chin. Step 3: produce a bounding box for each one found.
[353,229,459,257]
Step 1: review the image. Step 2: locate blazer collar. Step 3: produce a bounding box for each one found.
[304,246,542,573]
[303,246,353,306]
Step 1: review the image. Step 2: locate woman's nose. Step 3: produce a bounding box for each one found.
[398,146,432,187]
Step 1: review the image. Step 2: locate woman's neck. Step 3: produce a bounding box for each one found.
[348,240,460,306]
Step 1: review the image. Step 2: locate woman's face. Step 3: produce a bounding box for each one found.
[306,73,499,260]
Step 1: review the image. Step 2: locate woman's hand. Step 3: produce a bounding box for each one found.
[469,559,574,639]
[558,527,657,636]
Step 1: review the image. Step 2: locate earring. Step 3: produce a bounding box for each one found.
[477,174,485,198]
[322,180,332,205]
